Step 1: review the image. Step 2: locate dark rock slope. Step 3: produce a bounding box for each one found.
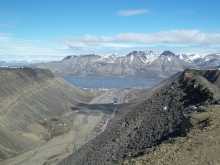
[0,67,93,160]
[114,72,183,122]
[59,71,220,165]
[116,68,220,122]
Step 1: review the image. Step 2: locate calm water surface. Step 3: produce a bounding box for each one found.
[62,76,165,89]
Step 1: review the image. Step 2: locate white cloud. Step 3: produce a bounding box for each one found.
[62,30,220,47]
[102,43,143,48]
[0,33,72,61]
[1,30,220,61]
[99,30,220,45]
[58,30,220,56]
[58,34,100,50]
[0,24,14,27]
[117,9,151,16]
[0,33,12,41]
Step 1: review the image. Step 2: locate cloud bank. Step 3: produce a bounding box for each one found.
[56,29,220,56]
[61,30,220,49]
[1,29,220,61]
[0,33,72,61]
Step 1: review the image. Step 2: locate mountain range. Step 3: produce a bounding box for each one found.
[31,50,200,79]
[5,50,220,79]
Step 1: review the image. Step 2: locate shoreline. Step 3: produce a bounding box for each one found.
[60,75,167,80]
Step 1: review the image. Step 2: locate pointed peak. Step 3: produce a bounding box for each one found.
[160,51,175,57]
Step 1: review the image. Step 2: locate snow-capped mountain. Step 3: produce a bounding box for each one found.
[33,50,197,79]
[160,50,175,56]
[176,54,202,64]
[176,53,220,68]
[103,53,120,59]
[195,53,220,68]
[125,51,160,65]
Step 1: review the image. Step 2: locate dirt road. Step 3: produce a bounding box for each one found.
[102,104,118,132]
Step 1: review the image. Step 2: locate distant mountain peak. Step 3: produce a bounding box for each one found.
[63,55,77,60]
[160,50,175,56]
[126,51,160,57]
[176,54,202,64]
[103,53,120,59]
[78,54,101,58]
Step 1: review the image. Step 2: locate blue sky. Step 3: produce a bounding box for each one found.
[0,0,220,61]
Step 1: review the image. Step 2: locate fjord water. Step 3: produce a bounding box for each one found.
[62,76,165,89]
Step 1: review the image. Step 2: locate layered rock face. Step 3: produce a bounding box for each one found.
[0,67,93,160]
[59,70,220,165]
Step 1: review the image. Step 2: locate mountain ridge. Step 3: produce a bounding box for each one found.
[32,50,197,79]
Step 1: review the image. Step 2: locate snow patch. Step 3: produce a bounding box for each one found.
[130,55,134,65]
[120,59,122,65]
[148,59,155,64]
[107,61,115,63]
[189,105,197,109]
[139,56,147,64]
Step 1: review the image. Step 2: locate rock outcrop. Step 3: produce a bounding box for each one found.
[183,68,220,88]
[121,105,220,165]
[58,70,220,165]
[0,67,93,160]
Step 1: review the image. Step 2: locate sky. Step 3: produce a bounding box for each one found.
[0,0,220,61]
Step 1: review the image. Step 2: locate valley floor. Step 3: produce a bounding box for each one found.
[0,89,117,165]
[1,87,142,165]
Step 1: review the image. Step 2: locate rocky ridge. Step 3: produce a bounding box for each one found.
[120,104,220,165]
[183,68,220,88]
[58,69,220,165]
